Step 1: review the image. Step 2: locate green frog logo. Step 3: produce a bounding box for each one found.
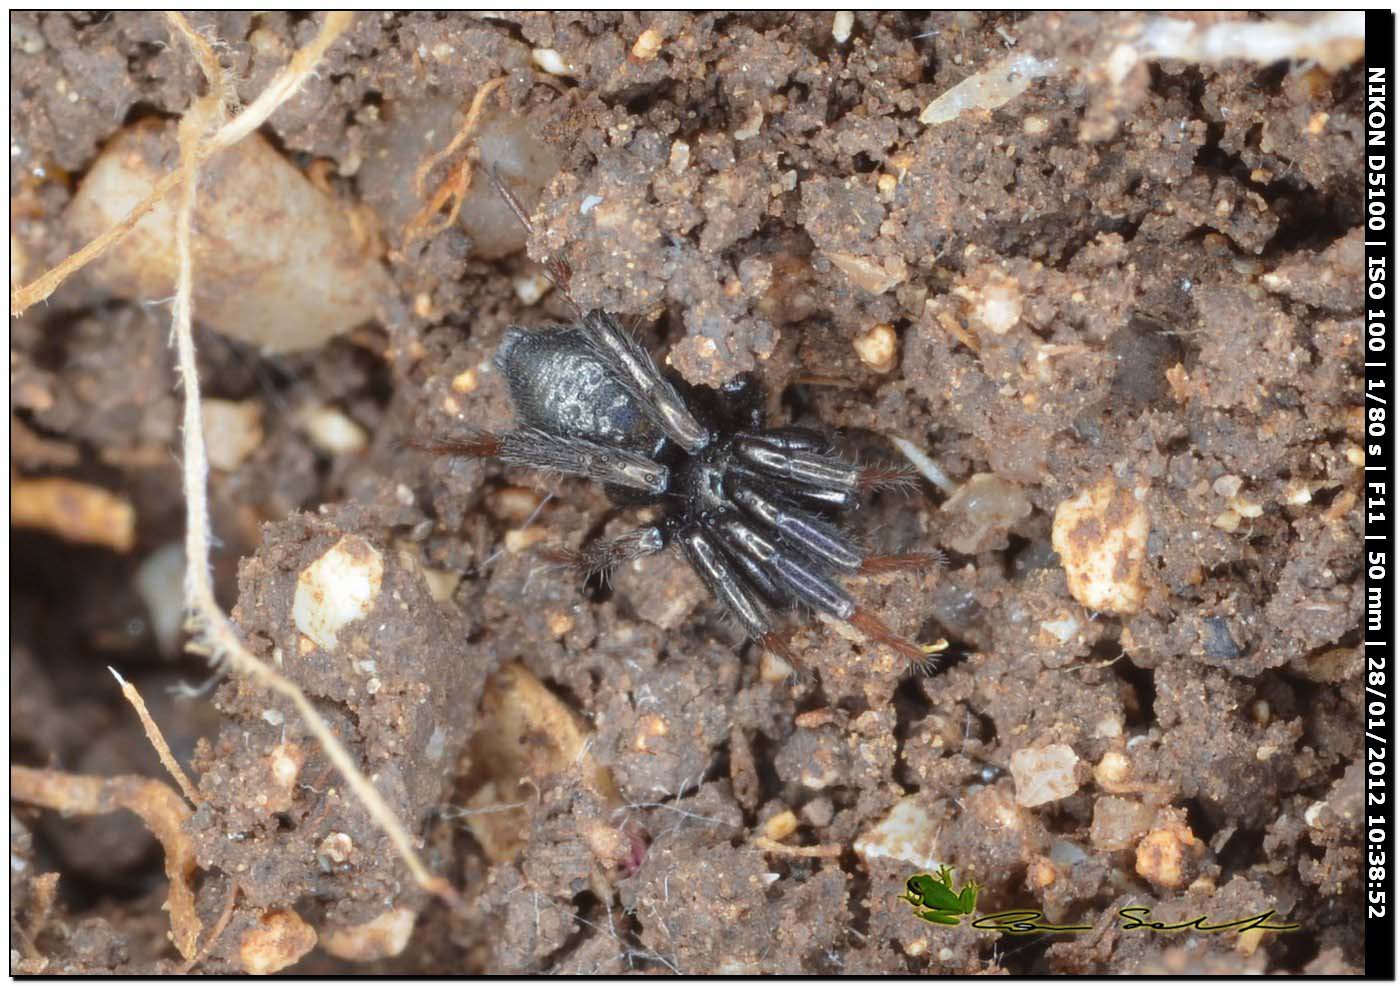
[901,865,982,926]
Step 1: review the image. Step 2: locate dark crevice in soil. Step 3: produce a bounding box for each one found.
[891,673,934,791]
[1112,659,1156,729]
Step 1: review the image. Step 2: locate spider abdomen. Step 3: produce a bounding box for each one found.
[496,327,665,455]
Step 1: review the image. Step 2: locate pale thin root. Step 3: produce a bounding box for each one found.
[413,76,505,199]
[403,76,506,246]
[109,666,202,806]
[9,11,353,317]
[164,12,236,112]
[160,13,459,911]
[753,835,843,858]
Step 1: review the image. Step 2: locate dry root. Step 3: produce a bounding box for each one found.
[402,76,506,246]
[9,11,353,316]
[12,9,460,916]
[11,476,137,552]
[110,667,202,806]
[11,765,202,960]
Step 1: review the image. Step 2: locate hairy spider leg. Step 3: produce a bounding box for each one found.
[709,513,929,666]
[577,310,711,454]
[858,550,946,574]
[546,525,667,584]
[487,165,579,312]
[412,428,668,494]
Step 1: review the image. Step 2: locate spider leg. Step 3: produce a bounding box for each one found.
[676,527,791,662]
[412,428,668,494]
[735,426,834,454]
[487,165,577,307]
[547,525,666,585]
[710,513,928,666]
[731,479,942,576]
[735,436,920,500]
[728,481,864,571]
[710,513,855,619]
[859,550,946,575]
[578,310,711,453]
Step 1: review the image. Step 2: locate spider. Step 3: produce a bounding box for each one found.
[417,174,941,673]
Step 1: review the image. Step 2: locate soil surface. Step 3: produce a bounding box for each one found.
[10,11,1365,975]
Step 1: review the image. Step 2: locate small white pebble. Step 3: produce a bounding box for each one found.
[852,322,898,372]
[513,271,553,306]
[668,139,691,174]
[425,725,447,761]
[531,48,572,76]
[1040,615,1080,643]
[270,744,304,789]
[299,405,367,456]
[202,398,264,472]
[293,536,384,650]
[1212,475,1243,498]
[631,28,663,61]
[1052,476,1150,615]
[832,10,855,44]
[1011,744,1081,807]
[734,101,764,141]
[580,194,604,215]
[854,797,948,871]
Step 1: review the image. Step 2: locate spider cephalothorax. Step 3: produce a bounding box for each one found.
[418,177,938,671]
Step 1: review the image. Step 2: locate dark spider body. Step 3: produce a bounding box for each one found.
[424,306,933,670]
[417,172,935,669]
